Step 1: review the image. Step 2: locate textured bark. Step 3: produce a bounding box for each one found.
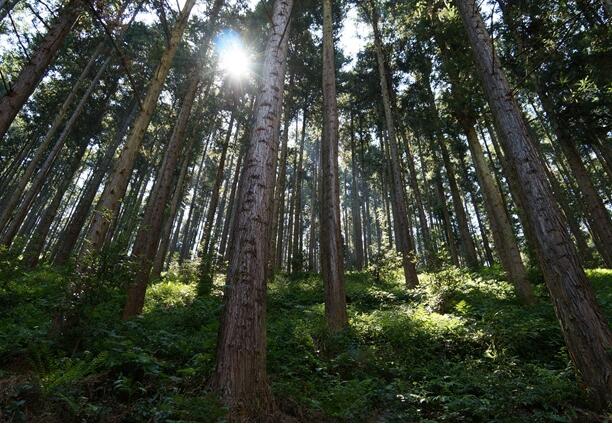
[210,0,293,418]
[81,0,196,256]
[0,57,112,246]
[0,0,83,140]
[321,0,348,331]
[369,1,418,286]
[456,0,612,407]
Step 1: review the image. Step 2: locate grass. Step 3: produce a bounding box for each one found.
[0,260,610,421]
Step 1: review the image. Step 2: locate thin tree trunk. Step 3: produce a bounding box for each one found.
[463,121,535,303]
[349,113,364,270]
[81,0,196,257]
[23,140,88,267]
[1,57,112,246]
[538,93,612,267]
[53,101,137,265]
[272,114,290,270]
[456,0,612,407]
[0,0,83,140]
[368,1,418,286]
[291,110,306,274]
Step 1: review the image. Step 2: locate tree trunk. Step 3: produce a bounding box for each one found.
[538,93,612,267]
[210,0,293,418]
[81,0,196,257]
[368,1,418,286]
[272,114,290,270]
[398,130,434,268]
[321,0,348,331]
[0,43,104,233]
[456,0,612,407]
[463,121,535,304]
[23,140,88,268]
[53,100,137,265]
[0,57,112,246]
[0,0,83,140]
[349,113,364,270]
[291,111,306,274]
[151,151,191,280]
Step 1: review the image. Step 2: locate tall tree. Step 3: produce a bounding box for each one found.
[80,0,197,258]
[367,0,419,287]
[455,0,612,407]
[321,0,348,332]
[210,0,293,418]
[0,0,83,140]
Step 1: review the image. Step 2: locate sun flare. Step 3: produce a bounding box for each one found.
[215,30,251,80]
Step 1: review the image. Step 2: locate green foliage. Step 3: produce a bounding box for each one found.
[0,254,610,421]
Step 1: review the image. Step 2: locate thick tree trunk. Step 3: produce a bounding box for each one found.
[456,0,612,407]
[368,1,418,286]
[81,0,196,257]
[210,0,293,418]
[321,0,348,331]
[0,0,83,140]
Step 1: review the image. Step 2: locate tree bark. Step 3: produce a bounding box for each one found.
[463,121,535,304]
[456,0,612,407]
[0,0,83,140]
[53,100,137,265]
[321,0,348,331]
[272,114,290,270]
[349,113,364,270]
[0,57,112,246]
[538,93,612,267]
[368,1,418,286]
[81,0,196,257]
[210,0,293,418]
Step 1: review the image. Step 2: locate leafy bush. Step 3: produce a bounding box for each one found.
[0,254,609,421]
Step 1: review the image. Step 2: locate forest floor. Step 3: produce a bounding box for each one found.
[0,259,610,422]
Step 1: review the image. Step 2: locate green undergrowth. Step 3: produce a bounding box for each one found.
[0,258,610,421]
